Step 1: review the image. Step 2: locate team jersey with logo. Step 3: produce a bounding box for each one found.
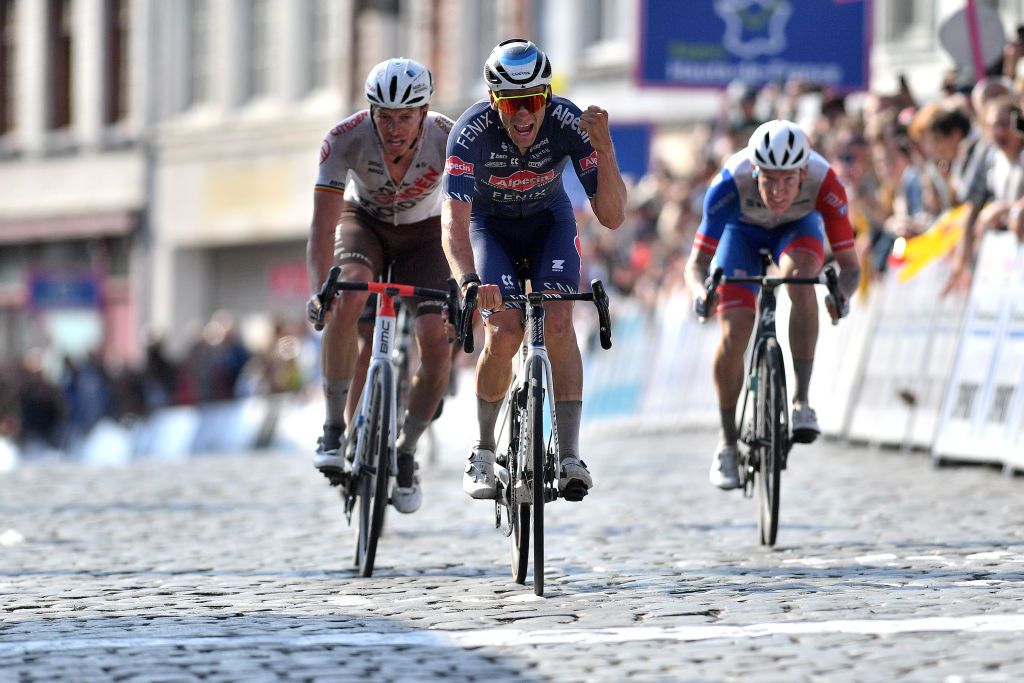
[442,96,600,218]
[315,110,454,225]
[693,149,856,257]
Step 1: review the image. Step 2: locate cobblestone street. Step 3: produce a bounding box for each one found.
[3,428,1024,682]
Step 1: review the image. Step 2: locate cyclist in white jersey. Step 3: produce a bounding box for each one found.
[305,58,454,514]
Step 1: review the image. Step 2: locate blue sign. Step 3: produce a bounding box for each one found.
[563,123,652,207]
[638,0,870,91]
[29,274,101,310]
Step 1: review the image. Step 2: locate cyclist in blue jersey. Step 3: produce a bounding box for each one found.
[685,120,861,490]
[441,39,627,501]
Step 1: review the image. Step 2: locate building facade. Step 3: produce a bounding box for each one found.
[0,0,1021,366]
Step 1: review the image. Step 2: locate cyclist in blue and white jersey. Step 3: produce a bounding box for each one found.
[442,39,627,502]
[685,120,861,490]
[306,58,454,514]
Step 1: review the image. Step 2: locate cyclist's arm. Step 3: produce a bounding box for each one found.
[831,247,860,301]
[815,169,860,299]
[685,248,714,302]
[310,118,358,292]
[579,106,626,230]
[685,172,736,300]
[441,197,474,281]
[307,190,345,292]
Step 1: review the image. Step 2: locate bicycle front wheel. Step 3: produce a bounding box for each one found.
[527,358,546,596]
[756,339,785,546]
[356,365,393,577]
[509,385,529,585]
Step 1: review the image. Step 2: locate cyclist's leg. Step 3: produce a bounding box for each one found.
[389,216,451,456]
[317,205,381,474]
[775,213,826,441]
[463,216,524,499]
[528,208,590,494]
[708,222,760,489]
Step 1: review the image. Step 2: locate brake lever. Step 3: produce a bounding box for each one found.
[314,265,342,331]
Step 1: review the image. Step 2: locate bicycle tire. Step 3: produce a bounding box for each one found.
[756,339,785,546]
[508,385,529,585]
[352,460,372,567]
[357,366,393,577]
[527,358,546,596]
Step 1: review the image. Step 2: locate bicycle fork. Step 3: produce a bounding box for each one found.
[347,295,400,517]
[522,300,560,501]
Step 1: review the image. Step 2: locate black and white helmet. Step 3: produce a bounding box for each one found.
[364,58,433,109]
[483,39,552,92]
[748,120,810,171]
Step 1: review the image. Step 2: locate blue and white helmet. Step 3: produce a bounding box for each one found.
[364,58,433,108]
[483,39,552,92]
[748,120,810,171]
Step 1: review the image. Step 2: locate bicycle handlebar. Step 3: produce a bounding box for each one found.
[314,265,463,335]
[699,265,845,325]
[458,279,614,353]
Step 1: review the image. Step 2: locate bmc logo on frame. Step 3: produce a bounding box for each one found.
[445,156,474,176]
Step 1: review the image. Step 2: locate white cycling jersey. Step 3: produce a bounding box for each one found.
[316,110,454,224]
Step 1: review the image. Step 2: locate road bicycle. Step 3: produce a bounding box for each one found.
[459,276,612,596]
[315,265,459,576]
[701,249,843,546]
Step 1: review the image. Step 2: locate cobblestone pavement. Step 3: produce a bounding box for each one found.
[2,426,1024,682]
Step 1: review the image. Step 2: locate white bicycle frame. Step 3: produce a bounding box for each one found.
[350,293,399,481]
[496,296,561,496]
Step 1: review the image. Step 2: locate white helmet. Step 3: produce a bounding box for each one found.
[483,39,552,92]
[364,58,433,108]
[748,120,810,171]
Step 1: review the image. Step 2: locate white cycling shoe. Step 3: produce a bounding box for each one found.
[791,402,820,444]
[314,427,350,477]
[709,443,740,490]
[391,453,422,514]
[557,456,592,502]
[463,447,508,500]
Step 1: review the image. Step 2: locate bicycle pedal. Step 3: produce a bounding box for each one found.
[321,470,349,488]
[559,481,589,502]
[791,428,819,445]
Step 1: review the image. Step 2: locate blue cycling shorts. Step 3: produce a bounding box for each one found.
[712,212,826,311]
[470,205,581,307]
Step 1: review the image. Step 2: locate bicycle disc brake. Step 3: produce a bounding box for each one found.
[496,453,513,537]
[741,450,756,498]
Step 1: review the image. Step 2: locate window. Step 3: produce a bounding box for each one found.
[883,0,933,44]
[187,0,211,107]
[104,0,130,125]
[309,0,331,91]
[579,0,629,70]
[48,0,73,130]
[0,0,15,135]
[246,0,272,100]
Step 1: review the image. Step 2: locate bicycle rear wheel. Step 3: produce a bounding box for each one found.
[508,386,529,585]
[527,358,546,596]
[756,339,785,546]
[355,366,393,577]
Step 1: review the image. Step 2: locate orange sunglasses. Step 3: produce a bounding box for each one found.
[491,88,550,115]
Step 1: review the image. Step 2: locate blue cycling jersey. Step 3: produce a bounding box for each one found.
[442,96,599,218]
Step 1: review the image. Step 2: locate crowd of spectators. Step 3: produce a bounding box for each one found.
[581,35,1024,313]
[0,312,319,457]
[6,36,1024,458]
